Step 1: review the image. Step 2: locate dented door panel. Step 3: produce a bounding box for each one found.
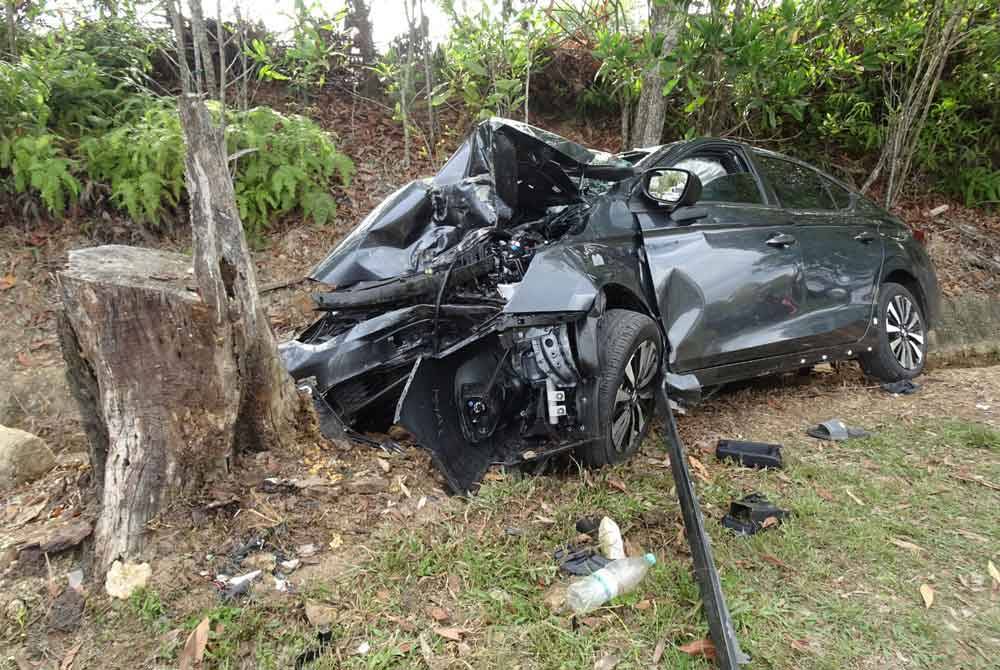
[639,207,809,372]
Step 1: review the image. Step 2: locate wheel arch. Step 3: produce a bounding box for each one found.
[601,282,652,316]
[882,267,929,325]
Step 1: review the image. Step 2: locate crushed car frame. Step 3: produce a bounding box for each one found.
[282,117,938,493]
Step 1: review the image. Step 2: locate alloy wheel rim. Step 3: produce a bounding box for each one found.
[611,339,659,452]
[885,294,924,370]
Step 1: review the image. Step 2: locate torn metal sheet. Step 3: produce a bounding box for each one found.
[281,118,641,487]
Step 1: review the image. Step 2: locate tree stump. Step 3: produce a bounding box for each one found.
[58,245,243,567]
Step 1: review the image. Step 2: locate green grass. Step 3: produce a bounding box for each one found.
[102,418,998,669]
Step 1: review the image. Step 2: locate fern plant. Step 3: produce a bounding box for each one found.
[0,133,80,215]
[79,99,185,226]
[227,106,353,240]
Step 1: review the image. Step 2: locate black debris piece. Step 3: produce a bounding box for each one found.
[295,630,335,668]
[721,493,790,536]
[716,440,783,469]
[553,543,610,576]
[881,379,921,395]
[806,418,871,441]
[575,516,601,537]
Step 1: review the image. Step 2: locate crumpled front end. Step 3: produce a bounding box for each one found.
[281,118,636,492]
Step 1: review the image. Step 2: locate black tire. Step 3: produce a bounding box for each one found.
[576,309,662,467]
[860,282,927,382]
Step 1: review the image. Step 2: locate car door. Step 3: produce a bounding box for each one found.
[636,143,809,373]
[751,151,884,348]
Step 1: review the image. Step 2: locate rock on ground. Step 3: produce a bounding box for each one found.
[105,560,152,600]
[0,424,56,488]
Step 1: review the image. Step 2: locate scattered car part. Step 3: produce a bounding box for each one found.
[575,516,601,536]
[553,544,610,576]
[881,379,921,395]
[721,493,790,536]
[660,385,749,668]
[715,440,784,469]
[295,630,334,669]
[218,570,262,601]
[806,419,871,441]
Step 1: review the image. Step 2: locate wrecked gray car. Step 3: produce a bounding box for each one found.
[282,118,939,494]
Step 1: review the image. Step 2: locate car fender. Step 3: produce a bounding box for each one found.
[502,240,649,316]
[879,239,941,328]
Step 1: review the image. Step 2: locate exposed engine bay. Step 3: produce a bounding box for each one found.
[281,118,638,492]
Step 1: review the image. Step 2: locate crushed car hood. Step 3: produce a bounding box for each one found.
[309,118,634,287]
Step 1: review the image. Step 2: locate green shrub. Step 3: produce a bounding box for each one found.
[227,105,354,238]
[0,132,80,215]
[79,98,185,226]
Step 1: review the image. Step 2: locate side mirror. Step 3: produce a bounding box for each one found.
[642,168,702,208]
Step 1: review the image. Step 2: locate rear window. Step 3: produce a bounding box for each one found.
[754,153,835,210]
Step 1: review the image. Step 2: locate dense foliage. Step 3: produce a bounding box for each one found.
[0,12,352,236]
[1,0,998,229]
[436,0,998,205]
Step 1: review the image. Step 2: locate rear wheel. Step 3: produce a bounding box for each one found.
[860,282,927,381]
[576,310,662,467]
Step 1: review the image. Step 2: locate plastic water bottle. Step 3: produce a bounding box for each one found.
[565,554,656,614]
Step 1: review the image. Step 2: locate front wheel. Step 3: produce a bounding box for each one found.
[576,310,662,467]
[860,282,927,381]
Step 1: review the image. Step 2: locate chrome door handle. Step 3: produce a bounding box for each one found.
[766,233,796,248]
[854,231,876,243]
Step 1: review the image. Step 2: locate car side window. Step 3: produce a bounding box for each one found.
[671,152,763,205]
[754,153,836,210]
[823,178,853,209]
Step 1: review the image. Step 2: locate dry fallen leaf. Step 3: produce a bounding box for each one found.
[761,516,780,529]
[634,599,652,611]
[987,560,999,588]
[593,654,620,670]
[0,274,16,290]
[652,638,667,664]
[890,538,924,553]
[419,632,434,665]
[790,637,818,654]
[920,583,935,609]
[427,606,450,622]
[60,640,83,670]
[762,554,795,571]
[606,477,628,494]
[433,627,469,642]
[688,456,711,482]
[179,617,210,670]
[678,638,716,659]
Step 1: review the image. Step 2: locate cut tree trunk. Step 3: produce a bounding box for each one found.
[58,95,304,569]
[58,246,242,567]
[178,94,300,456]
